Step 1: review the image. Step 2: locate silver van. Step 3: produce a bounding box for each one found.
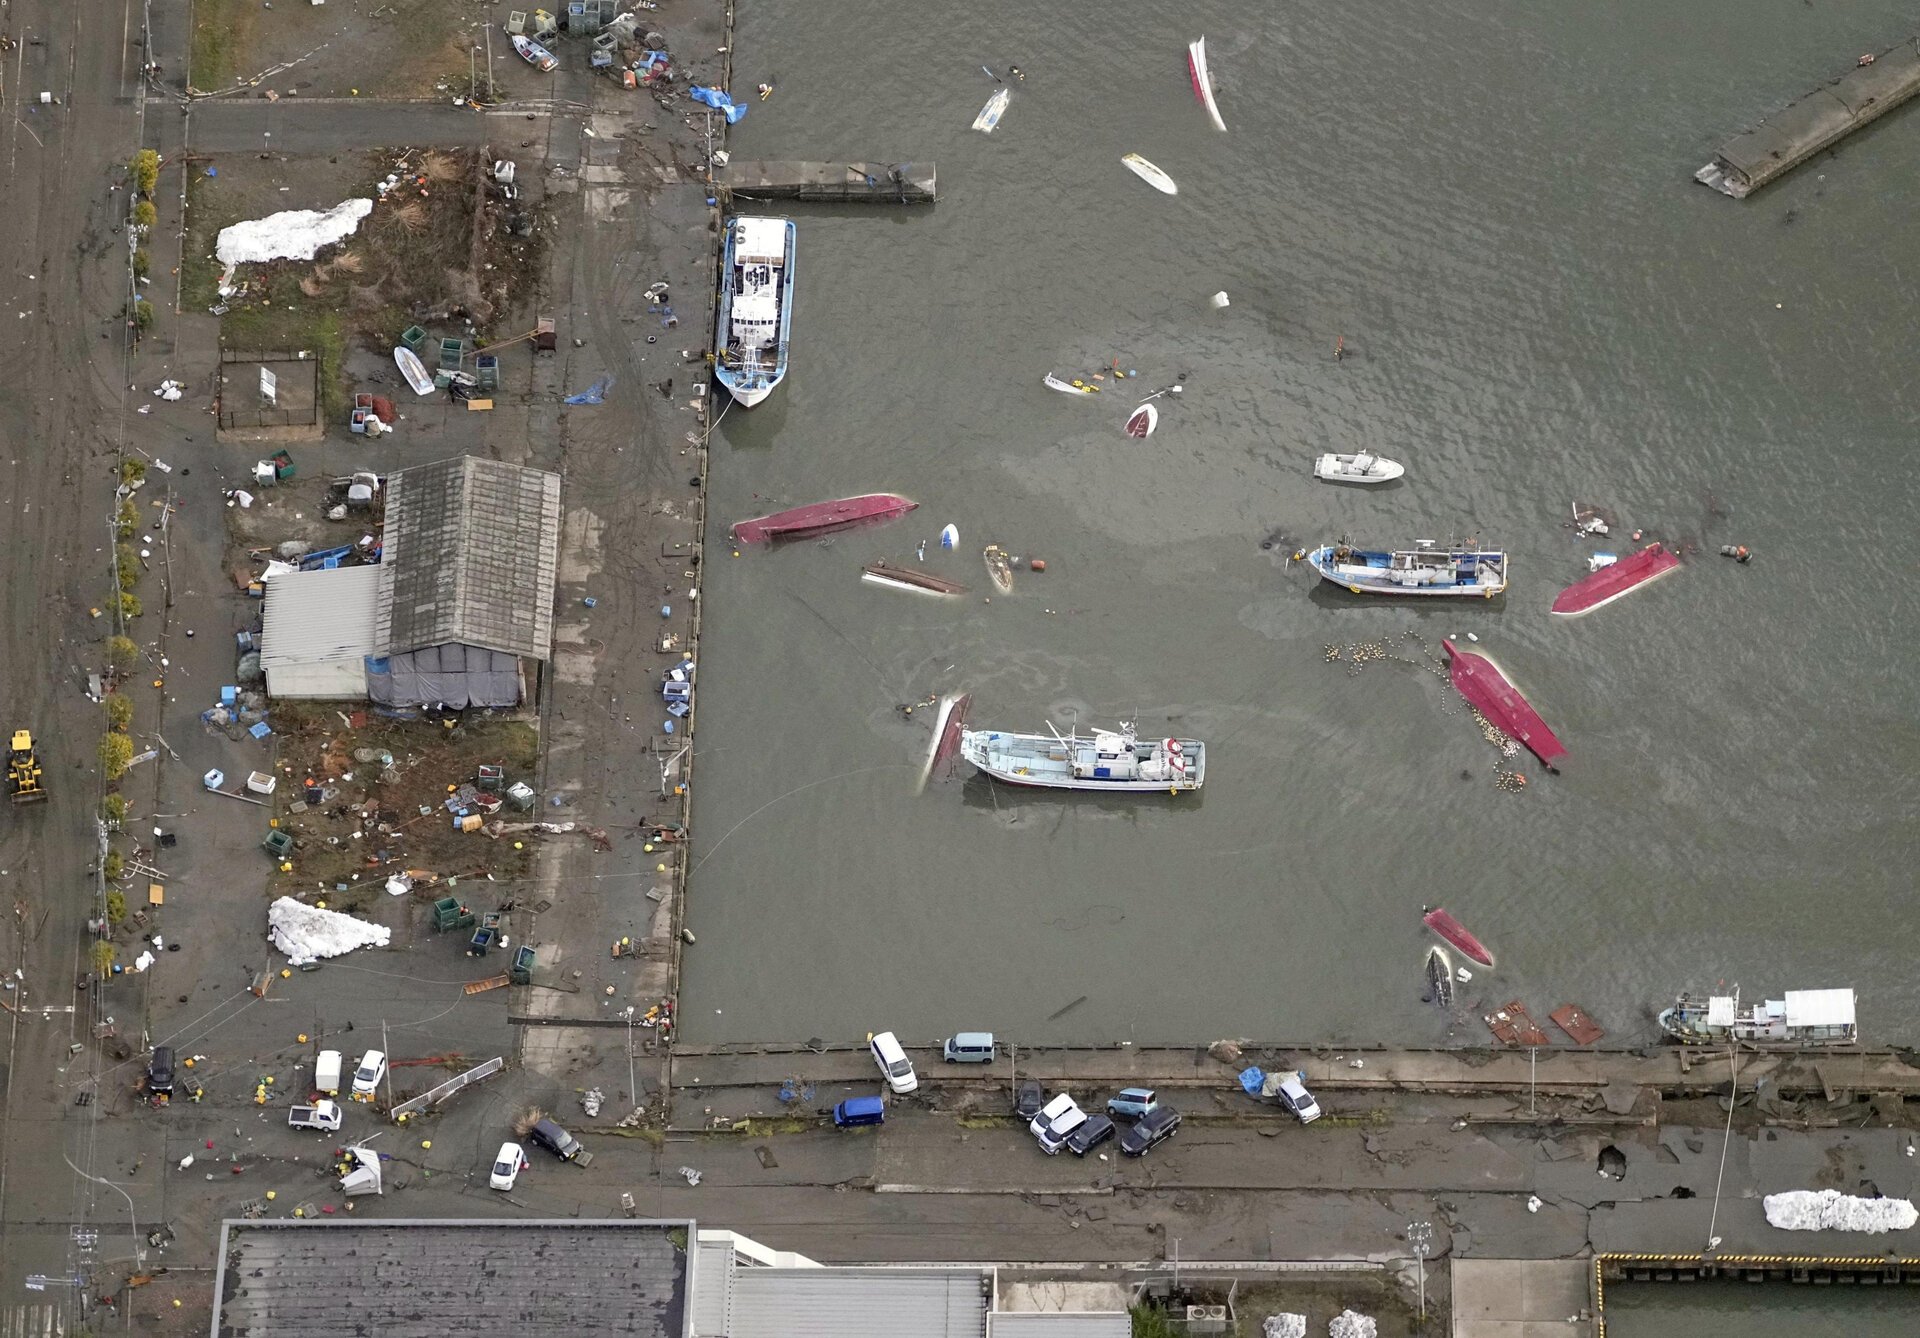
[941,1032,996,1063]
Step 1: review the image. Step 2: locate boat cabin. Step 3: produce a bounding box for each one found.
[725,218,788,361]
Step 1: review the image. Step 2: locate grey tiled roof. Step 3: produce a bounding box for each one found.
[377,456,561,660]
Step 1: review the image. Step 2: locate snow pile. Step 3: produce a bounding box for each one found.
[216,198,373,270]
[1327,1312,1376,1338]
[1764,1190,1917,1234]
[1262,1315,1306,1338]
[267,896,390,965]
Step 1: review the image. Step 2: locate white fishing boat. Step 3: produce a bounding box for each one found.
[393,346,434,397]
[972,87,1011,133]
[1187,37,1227,132]
[1043,372,1100,395]
[1313,452,1404,484]
[1306,540,1508,597]
[1121,153,1178,196]
[1658,988,1858,1048]
[713,216,795,407]
[961,719,1205,794]
[512,34,558,73]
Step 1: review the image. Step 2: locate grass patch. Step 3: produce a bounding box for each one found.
[180,171,225,312]
[189,0,257,93]
[220,281,348,419]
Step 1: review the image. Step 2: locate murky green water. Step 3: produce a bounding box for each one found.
[1607,1282,1920,1336]
[683,0,1920,1048]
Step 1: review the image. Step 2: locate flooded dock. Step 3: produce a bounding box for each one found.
[1698,36,1920,197]
[716,160,936,204]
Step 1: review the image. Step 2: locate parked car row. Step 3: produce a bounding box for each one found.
[1028,1087,1181,1158]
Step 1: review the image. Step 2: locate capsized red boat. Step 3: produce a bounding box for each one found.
[732,493,917,545]
[1442,641,1567,767]
[1423,907,1494,968]
[1550,543,1680,618]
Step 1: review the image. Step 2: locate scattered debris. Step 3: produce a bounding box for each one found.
[266,896,391,965]
[1261,1316,1306,1338]
[1763,1190,1917,1233]
[1328,1311,1377,1338]
[216,199,373,279]
[678,1165,702,1186]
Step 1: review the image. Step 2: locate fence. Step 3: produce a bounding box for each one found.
[388,1055,504,1120]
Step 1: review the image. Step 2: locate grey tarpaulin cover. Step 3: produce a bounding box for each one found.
[365,644,523,709]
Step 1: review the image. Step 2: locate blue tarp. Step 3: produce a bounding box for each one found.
[689,85,747,124]
[1238,1066,1266,1096]
[563,375,612,406]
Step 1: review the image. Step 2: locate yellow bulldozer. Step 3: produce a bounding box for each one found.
[8,729,46,804]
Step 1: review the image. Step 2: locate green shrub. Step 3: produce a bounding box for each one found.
[119,458,147,486]
[132,199,157,230]
[93,941,117,979]
[115,500,139,539]
[105,694,134,731]
[132,249,151,281]
[131,301,154,331]
[101,793,128,826]
[118,591,142,619]
[105,889,128,926]
[102,849,125,880]
[134,149,160,196]
[106,635,138,670]
[99,733,134,779]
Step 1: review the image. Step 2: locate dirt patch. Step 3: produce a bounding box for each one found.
[1200,1277,1421,1338]
[262,702,542,903]
[189,0,506,100]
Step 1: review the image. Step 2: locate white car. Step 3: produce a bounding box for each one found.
[869,1031,917,1094]
[1274,1072,1323,1124]
[350,1049,387,1102]
[489,1141,527,1191]
[1030,1093,1087,1155]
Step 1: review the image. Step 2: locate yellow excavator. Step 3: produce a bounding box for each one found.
[8,730,46,804]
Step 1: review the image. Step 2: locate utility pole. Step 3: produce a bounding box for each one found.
[1407,1220,1433,1327]
[485,26,495,104]
[381,1018,393,1111]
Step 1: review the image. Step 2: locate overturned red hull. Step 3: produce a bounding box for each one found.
[1443,641,1567,767]
[732,493,917,545]
[1551,543,1680,618]
[1423,907,1494,968]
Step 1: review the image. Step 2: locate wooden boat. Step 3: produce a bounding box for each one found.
[1044,372,1100,396]
[732,493,916,545]
[512,34,558,73]
[862,561,966,597]
[1550,543,1680,617]
[1187,37,1227,132]
[1121,153,1177,196]
[1422,908,1493,968]
[1124,404,1158,438]
[1313,452,1404,485]
[713,216,796,407]
[982,544,1014,594]
[1306,541,1507,597]
[1658,988,1857,1047]
[972,87,1011,133]
[1442,641,1566,767]
[393,347,434,397]
[961,720,1205,793]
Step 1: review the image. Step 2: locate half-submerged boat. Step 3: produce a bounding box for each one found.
[1422,908,1493,968]
[1658,989,1857,1047]
[1313,452,1404,485]
[1550,543,1680,618]
[960,720,1205,794]
[1125,404,1158,438]
[1442,641,1567,767]
[982,544,1014,594]
[713,215,795,407]
[732,493,915,545]
[1044,372,1101,396]
[916,692,974,793]
[862,561,966,597]
[1121,153,1178,196]
[512,34,558,72]
[972,87,1011,133]
[1424,946,1455,1009]
[1186,37,1227,132]
[1306,541,1507,597]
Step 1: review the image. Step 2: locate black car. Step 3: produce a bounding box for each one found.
[1119,1105,1180,1157]
[528,1117,583,1161]
[146,1046,175,1097]
[1012,1078,1044,1122]
[1065,1113,1115,1156]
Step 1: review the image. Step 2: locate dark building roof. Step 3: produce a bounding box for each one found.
[213,1219,687,1338]
[376,456,562,661]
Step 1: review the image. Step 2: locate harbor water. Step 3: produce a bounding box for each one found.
[683,1,1920,1048]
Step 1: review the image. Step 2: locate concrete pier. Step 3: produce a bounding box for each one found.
[716,160,935,204]
[1698,36,1920,197]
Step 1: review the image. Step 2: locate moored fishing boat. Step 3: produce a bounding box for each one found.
[732,493,915,545]
[1307,540,1507,597]
[1313,452,1404,485]
[713,216,795,407]
[861,561,967,596]
[1422,907,1493,967]
[1658,988,1857,1047]
[961,720,1205,793]
[1550,543,1681,617]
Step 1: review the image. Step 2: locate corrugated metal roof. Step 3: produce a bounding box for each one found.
[690,1233,735,1336]
[727,1267,988,1338]
[260,565,382,699]
[376,456,561,660]
[987,1314,1131,1338]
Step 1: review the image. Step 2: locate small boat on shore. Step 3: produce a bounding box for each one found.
[1044,372,1101,396]
[714,215,796,407]
[862,561,967,597]
[1187,37,1227,133]
[961,719,1205,793]
[1121,153,1178,196]
[1442,641,1566,767]
[1550,543,1681,617]
[972,87,1011,133]
[1307,541,1507,598]
[512,34,558,73]
[1125,404,1158,438]
[732,493,916,545]
[1313,452,1404,485]
[982,544,1014,594]
[1422,908,1493,968]
[1658,988,1857,1047]
[393,346,434,397]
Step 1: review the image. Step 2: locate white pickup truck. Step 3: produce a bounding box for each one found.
[288,1099,343,1132]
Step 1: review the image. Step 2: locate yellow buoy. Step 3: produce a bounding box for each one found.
[298,1033,309,1043]
[281,968,292,978]
[421,1139,432,1149]
[266,1190,277,1200]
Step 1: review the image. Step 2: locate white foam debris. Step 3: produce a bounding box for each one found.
[1328,1311,1376,1338]
[1262,1315,1306,1338]
[216,199,373,270]
[1764,1189,1917,1234]
[267,895,391,965]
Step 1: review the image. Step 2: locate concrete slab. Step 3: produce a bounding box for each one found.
[1451,1258,1593,1337]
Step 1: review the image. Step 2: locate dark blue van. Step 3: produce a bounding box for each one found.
[832,1095,886,1128]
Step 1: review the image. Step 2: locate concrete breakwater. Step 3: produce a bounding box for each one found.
[1698,36,1920,197]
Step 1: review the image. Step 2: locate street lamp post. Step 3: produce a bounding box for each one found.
[1407,1220,1434,1327]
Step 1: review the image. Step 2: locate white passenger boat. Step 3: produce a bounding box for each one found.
[713,216,795,407]
[1658,989,1858,1047]
[1313,452,1404,484]
[960,720,1204,794]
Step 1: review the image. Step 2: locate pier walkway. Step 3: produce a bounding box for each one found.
[716,160,935,203]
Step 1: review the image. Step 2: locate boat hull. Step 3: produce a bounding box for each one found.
[1121,153,1178,195]
[861,562,966,596]
[1551,543,1680,617]
[393,347,435,397]
[1125,404,1158,438]
[1044,373,1099,396]
[732,494,916,545]
[961,728,1205,793]
[1442,641,1567,766]
[1307,544,1507,597]
[1422,908,1494,967]
[1187,37,1227,132]
[713,216,795,408]
[972,87,1011,133]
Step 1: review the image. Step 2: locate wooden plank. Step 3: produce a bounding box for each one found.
[465,398,494,412]
[148,883,165,906]
[464,974,511,995]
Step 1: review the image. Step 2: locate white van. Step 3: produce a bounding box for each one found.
[869,1031,917,1093]
[314,1049,343,1095]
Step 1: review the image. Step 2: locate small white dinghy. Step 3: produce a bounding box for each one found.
[394,346,435,397]
[1124,403,1158,438]
[1313,452,1404,484]
[972,88,1011,133]
[1121,153,1177,195]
